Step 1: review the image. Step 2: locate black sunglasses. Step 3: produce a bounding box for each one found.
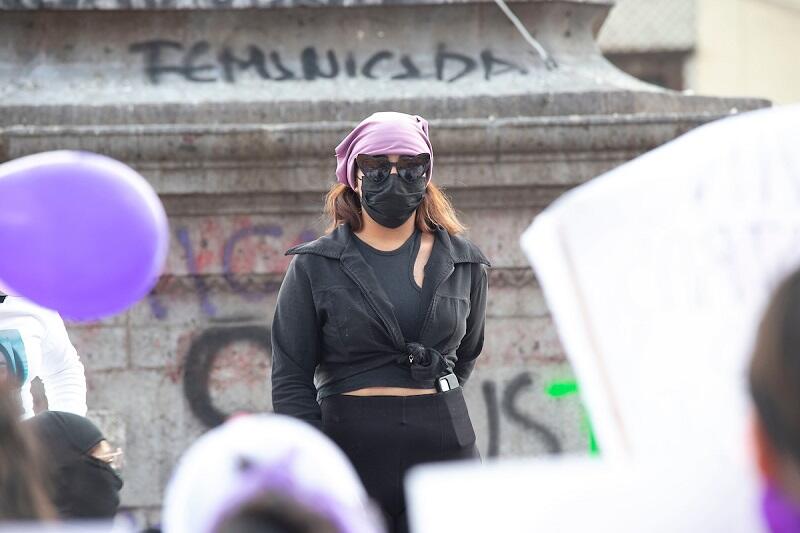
[355,153,431,183]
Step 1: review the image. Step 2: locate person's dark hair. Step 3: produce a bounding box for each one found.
[214,492,341,533]
[749,268,800,467]
[324,181,466,235]
[0,382,55,520]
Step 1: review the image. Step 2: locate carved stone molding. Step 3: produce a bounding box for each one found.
[151,273,285,294]
[149,267,538,296]
[489,267,538,289]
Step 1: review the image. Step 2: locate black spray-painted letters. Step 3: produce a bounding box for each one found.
[129,40,528,84]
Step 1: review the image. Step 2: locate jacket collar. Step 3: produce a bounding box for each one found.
[338,232,406,347]
[285,223,489,349]
[286,224,491,267]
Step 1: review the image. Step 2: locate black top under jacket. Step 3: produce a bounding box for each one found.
[352,227,425,342]
[271,223,490,427]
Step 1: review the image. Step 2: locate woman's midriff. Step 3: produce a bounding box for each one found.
[342,386,437,397]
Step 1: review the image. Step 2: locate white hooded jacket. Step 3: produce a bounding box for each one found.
[0,294,87,417]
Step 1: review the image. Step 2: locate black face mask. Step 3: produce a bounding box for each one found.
[360,173,426,229]
[56,457,123,519]
[26,411,124,519]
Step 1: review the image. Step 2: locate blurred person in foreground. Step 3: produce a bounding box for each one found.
[750,268,800,533]
[162,414,383,533]
[26,411,124,520]
[0,380,55,521]
[0,289,87,418]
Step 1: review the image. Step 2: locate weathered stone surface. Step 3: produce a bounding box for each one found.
[0,0,764,126]
[465,362,588,457]
[85,369,200,508]
[87,409,127,459]
[1,0,612,10]
[70,325,129,371]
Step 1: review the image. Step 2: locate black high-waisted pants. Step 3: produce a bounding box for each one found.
[321,388,480,533]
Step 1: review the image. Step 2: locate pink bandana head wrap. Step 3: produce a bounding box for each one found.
[335,112,434,189]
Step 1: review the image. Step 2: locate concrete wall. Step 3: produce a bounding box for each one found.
[0,0,768,524]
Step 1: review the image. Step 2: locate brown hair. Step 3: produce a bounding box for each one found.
[0,382,56,520]
[749,268,800,467]
[323,182,466,235]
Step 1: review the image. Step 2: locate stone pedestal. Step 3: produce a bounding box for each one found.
[0,0,768,521]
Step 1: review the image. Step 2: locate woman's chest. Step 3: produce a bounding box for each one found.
[312,264,472,356]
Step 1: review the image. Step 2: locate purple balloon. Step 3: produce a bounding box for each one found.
[0,151,169,321]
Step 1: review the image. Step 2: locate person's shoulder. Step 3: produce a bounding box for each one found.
[0,297,69,355]
[442,231,491,268]
[285,225,348,260]
[286,251,326,277]
[0,295,62,324]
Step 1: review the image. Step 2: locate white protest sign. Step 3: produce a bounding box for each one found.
[520,104,800,466]
[407,456,763,533]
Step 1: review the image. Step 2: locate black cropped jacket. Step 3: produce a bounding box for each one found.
[270,223,490,427]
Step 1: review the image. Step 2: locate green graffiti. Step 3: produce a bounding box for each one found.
[545,378,599,455]
[545,380,578,397]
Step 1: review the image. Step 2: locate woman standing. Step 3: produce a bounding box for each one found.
[271,112,489,532]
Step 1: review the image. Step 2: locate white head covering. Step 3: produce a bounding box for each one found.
[162,415,382,533]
